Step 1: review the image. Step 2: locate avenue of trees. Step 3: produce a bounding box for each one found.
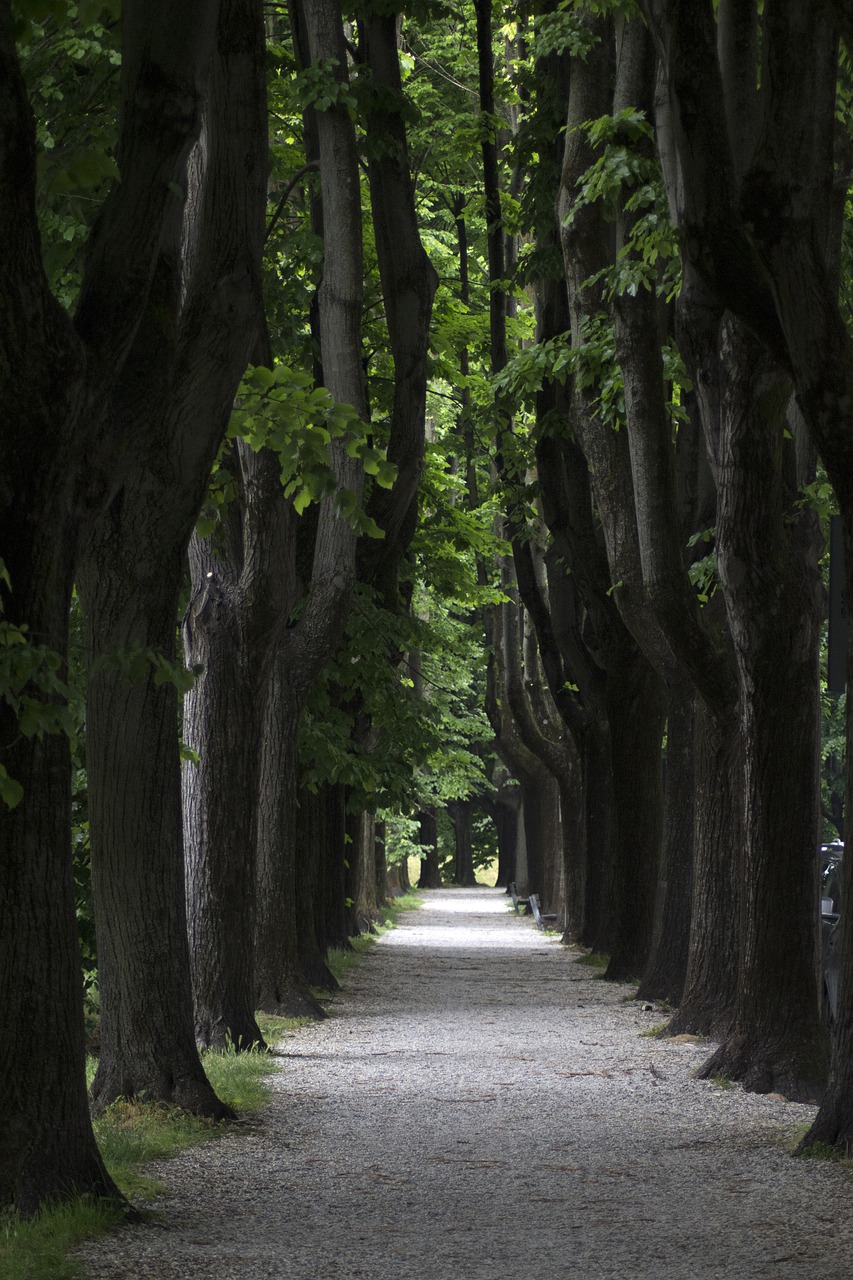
[2,0,853,1219]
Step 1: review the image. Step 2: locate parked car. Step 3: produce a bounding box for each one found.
[820,841,844,1023]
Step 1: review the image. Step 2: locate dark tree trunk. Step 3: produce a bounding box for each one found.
[182,509,263,1052]
[321,781,350,949]
[418,809,441,888]
[695,325,827,1101]
[491,796,518,890]
[82,554,232,1117]
[295,781,339,992]
[637,676,695,1005]
[78,0,267,1113]
[255,665,327,1018]
[451,800,477,887]
[604,655,667,982]
[667,700,741,1037]
[252,0,368,1012]
[0,0,223,1213]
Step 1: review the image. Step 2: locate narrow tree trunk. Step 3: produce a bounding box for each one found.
[451,800,477,887]
[182,527,264,1052]
[418,808,441,888]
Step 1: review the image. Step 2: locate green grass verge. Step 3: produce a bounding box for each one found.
[2,899,425,1280]
[0,1014,305,1280]
[320,891,423,992]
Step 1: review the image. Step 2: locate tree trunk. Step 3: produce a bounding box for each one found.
[0,0,224,1213]
[347,809,380,932]
[182,517,264,1052]
[667,700,741,1037]
[604,653,667,981]
[451,800,477,887]
[81,552,232,1117]
[295,780,339,992]
[255,662,327,1018]
[418,808,441,888]
[637,675,695,1005]
[695,324,827,1101]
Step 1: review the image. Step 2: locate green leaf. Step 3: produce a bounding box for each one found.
[0,764,24,810]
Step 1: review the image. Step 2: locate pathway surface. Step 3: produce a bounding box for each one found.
[81,888,853,1280]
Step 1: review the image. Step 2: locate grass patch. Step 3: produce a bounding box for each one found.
[321,891,423,992]
[574,951,609,970]
[2,906,419,1279]
[639,1022,670,1038]
[1,1019,305,1280]
[712,1073,734,1090]
[0,1196,126,1280]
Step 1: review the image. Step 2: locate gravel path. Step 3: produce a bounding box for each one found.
[80,887,853,1280]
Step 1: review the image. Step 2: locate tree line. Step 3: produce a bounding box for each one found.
[2,0,853,1221]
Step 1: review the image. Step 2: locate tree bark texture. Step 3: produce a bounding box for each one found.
[637,675,695,1005]
[0,0,223,1210]
[357,8,438,606]
[79,0,267,1113]
[694,323,827,1100]
[253,0,368,1016]
[181,447,290,1051]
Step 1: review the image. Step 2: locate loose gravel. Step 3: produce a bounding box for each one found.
[79,887,853,1280]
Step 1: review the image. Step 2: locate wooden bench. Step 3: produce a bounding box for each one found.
[528,893,558,932]
[509,882,527,914]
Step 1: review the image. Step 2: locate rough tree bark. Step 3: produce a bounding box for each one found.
[0,0,224,1211]
[181,445,289,1051]
[639,0,833,1095]
[254,0,367,1015]
[79,0,267,1115]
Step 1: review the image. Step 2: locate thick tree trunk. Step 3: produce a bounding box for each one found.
[81,555,231,1117]
[0,588,120,1211]
[255,662,326,1018]
[295,781,339,992]
[695,325,827,1101]
[604,655,667,982]
[347,809,381,932]
[78,0,267,1112]
[667,700,740,1037]
[637,676,695,1005]
[0,0,223,1212]
[320,781,351,950]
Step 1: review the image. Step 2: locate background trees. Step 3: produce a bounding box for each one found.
[3,0,853,1216]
